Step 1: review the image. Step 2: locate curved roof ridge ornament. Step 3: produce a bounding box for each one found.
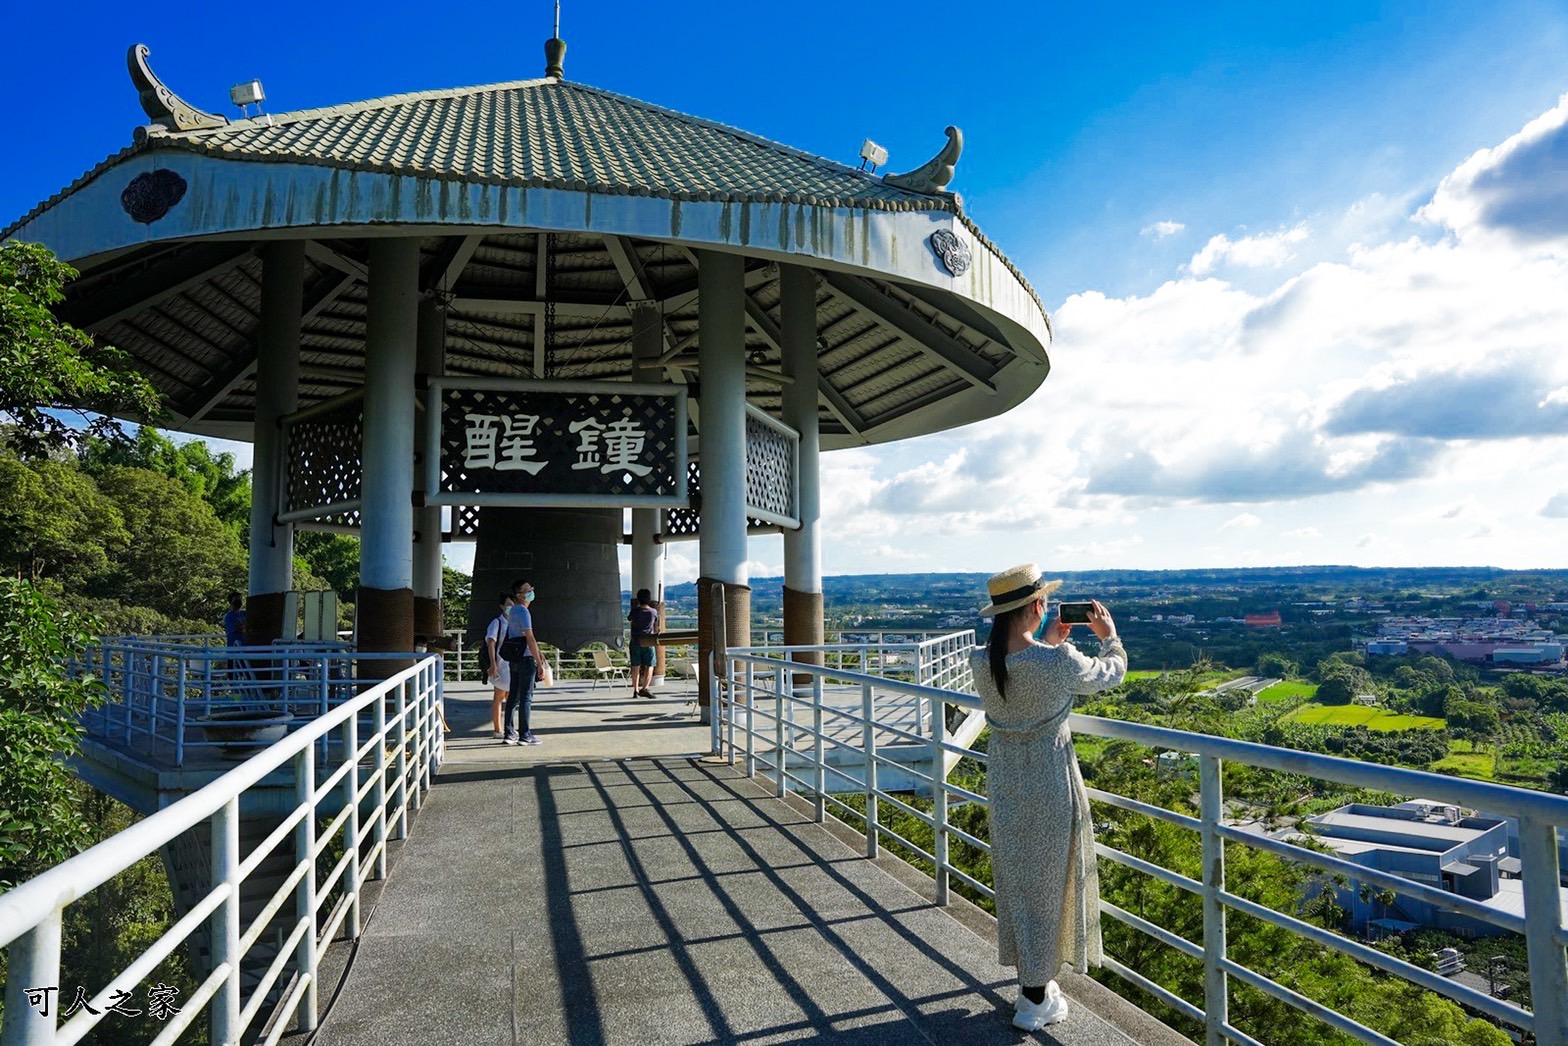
[128,44,229,133]
[883,126,963,194]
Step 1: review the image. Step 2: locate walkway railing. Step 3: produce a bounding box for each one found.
[712,644,1568,1046]
[0,656,443,1046]
[75,638,429,766]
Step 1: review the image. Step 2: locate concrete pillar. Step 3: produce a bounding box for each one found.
[695,250,750,718]
[779,264,825,663]
[630,303,666,680]
[246,241,304,644]
[358,238,420,653]
[413,299,445,642]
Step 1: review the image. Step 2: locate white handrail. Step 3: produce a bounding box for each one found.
[714,643,1568,1046]
[1,656,443,1045]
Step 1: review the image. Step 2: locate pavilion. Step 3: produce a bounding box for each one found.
[2,39,1052,708]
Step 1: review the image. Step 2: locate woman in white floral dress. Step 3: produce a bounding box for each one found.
[970,564,1126,1032]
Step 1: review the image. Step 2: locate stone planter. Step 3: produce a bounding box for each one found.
[197,710,293,756]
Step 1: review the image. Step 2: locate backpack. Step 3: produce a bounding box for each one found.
[477,615,506,681]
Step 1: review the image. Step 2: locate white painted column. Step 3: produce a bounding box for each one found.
[247,240,303,643]
[697,252,748,585]
[358,238,420,652]
[696,250,750,719]
[630,302,666,676]
[780,263,825,658]
[413,299,445,641]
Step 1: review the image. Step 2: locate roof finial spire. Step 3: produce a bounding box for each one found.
[544,1,566,79]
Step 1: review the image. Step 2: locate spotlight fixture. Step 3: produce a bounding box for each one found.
[230,80,272,124]
[858,139,888,172]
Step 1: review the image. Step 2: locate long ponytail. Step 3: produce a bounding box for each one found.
[986,605,1027,699]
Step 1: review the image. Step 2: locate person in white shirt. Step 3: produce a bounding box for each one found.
[485,593,513,739]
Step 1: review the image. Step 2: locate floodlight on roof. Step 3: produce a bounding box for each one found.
[230,81,264,108]
[230,80,272,126]
[859,139,888,172]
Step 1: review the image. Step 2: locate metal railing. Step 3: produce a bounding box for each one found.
[76,638,433,766]
[1,655,443,1046]
[711,643,1568,1046]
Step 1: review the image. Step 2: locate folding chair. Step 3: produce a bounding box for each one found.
[592,649,628,689]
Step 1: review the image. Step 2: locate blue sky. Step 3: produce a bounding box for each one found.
[6,2,1568,580]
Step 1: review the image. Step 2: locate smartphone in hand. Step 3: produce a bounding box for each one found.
[1058,602,1094,624]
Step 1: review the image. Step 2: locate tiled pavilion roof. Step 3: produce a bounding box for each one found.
[3,59,1053,462]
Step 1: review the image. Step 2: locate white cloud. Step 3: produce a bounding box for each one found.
[803,96,1568,572]
[1419,92,1568,246]
[1187,223,1310,275]
[744,559,783,578]
[1052,536,1145,559]
[1283,527,1321,539]
[1142,220,1186,239]
[867,544,925,561]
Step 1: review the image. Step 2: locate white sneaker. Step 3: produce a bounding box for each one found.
[493,730,504,739]
[1012,982,1067,1031]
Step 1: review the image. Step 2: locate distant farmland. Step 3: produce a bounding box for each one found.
[1285,703,1445,731]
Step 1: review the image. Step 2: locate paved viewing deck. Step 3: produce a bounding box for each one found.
[288,678,1188,1046]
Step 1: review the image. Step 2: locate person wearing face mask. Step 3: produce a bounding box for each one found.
[484,592,514,739]
[968,564,1125,1032]
[501,579,546,745]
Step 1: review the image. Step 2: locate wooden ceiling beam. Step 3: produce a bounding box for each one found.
[182,267,357,424]
[819,272,998,395]
[422,234,484,293]
[449,297,631,321]
[60,243,255,330]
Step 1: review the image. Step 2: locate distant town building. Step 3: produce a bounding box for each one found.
[1245,611,1282,627]
[1295,800,1568,936]
[1353,614,1564,666]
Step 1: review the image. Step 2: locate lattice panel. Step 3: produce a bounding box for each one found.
[285,395,363,522]
[663,458,786,540]
[665,461,705,537]
[445,504,482,541]
[745,412,798,526]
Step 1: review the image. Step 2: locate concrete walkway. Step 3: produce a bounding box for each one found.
[296,680,1189,1046]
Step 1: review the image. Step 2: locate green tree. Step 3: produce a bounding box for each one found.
[0,449,128,588]
[443,565,471,631]
[0,578,104,887]
[94,466,246,623]
[1316,666,1373,705]
[295,530,360,601]
[0,241,162,454]
[1256,651,1296,678]
[81,426,251,535]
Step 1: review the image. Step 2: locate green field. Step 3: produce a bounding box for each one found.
[1257,680,1317,703]
[1431,751,1495,780]
[1285,703,1445,731]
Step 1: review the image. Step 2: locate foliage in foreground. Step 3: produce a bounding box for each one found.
[0,578,104,888]
[0,241,162,455]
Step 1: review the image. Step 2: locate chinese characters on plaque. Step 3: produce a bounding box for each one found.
[432,381,685,504]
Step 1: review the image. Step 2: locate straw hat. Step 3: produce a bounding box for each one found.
[978,563,1062,616]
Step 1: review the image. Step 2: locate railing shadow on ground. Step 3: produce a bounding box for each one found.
[424,755,1036,1046]
[713,641,1568,1046]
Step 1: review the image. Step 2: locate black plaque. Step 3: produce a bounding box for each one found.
[434,381,685,503]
